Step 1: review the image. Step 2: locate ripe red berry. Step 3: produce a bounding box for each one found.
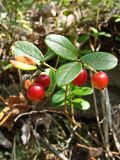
[27,84,45,101]
[91,71,109,90]
[72,69,88,86]
[34,74,50,89]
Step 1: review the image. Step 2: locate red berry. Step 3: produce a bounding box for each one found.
[91,71,109,90]
[27,84,45,101]
[34,74,50,89]
[72,69,88,86]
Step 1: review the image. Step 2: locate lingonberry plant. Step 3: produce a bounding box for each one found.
[25,74,50,101]
[9,34,118,109]
[72,68,88,87]
[91,71,109,90]
[34,74,51,89]
[27,84,45,101]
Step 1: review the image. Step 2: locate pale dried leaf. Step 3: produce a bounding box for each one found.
[0,131,12,149]
[21,122,31,145]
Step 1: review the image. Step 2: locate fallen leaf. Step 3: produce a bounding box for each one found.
[0,107,12,126]
[0,94,30,128]
[0,131,12,149]
[21,121,31,145]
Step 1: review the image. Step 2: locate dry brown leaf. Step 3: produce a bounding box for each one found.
[24,79,33,90]
[0,107,12,126]
[0,94,30,128]
[15,56,36,65]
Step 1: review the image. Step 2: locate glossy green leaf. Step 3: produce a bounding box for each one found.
[47,69,56,94]
[72,87,93,96]
[56,62,82,87]
[52,89,65,104]
[11,41,44,64]
[44,49,56,62]
[73,98,90,110]
[79,49,92,56]
[52,100,69,108]
[81,52,118,70]
[45,34,78,60]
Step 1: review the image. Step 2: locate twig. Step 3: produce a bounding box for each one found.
[101,89,116,160]
[63,86,80,127]
[33,130,69,160]
[74,132,90,146]
[69,86,76,123]
[77,143,102,152]
[12,136,16,160]
[88,131,102,146]
[9,74,19,93]
[66,125,78,145]
[77,144,103,158]
[55,56,60,69]
[90,72,105,144]
[0,96,6,103]
[104,89,120,152]
[14,109,65,122]
[43,62,56,71]
[101,90,109,149]
[17,69,22,89]
[64,85,69,115]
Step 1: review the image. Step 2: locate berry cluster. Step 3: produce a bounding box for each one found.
[26,74,50,101]
[72,69,109,90]
[25,69,108,102]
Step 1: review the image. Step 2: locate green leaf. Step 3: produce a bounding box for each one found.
[63,10,73,16]
[44,49,56,62]
[115,35,120,41]
[79,49,92,56]
[11,41,44,64]
[115,17,120,22]
[45,34,78,60]
[0,61,13,70]
[73,98,90,110]
[90,27,98,34]
[99,32,111,37]
[72,87,93,96]
[51,89,65,104]
[3,64,13,70]
[91,0,101,5]
[52,100,68,108]
[56,62,82,87]
[81,52,118,70]
[23,0,33,5]
[77,34,89,43]
[47,69,56,94]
